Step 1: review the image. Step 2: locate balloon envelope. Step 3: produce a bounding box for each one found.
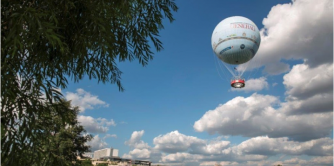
[211,16,261,65]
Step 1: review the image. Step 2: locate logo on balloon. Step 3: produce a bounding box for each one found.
[240,44,245,49]
[230,22,256,31]
[220,46,233,54]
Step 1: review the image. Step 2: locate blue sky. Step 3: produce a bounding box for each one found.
[62,0,333,165]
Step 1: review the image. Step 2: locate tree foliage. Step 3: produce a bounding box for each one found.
[79,160,94,166]
[1,0,177,165]
[38,101,93,166]
[2,100,92,166]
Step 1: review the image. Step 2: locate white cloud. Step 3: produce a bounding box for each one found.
[86,135,108,152]
[278,62,333,115]
[153,131,230,155]
[123,130,231,163]
[201,161,240,166]
[234,136,333,156]
[199,141,230,155]
[231,77,268,92]
[168,152,267,165]
[103,134,117,139]
[193,93,332,141]
[161,152,203,163]
[97,118,116,126]
[198,155,333,166]
[283,63,333,100]
[308,156,333,165]
[283,157,303,165]
[125,130,150,149]
[127,149,151,159]
[124,148,162,162]
[65,88,109,112]
[78,115,116,133]
[193,61,333,163]
[247,0,333,75]
[153,131,206,153]
[86,134,116,152]
[152,132,272,165]
[194,93,278,133]
[280,93,333,115]
[123,130,162,162]
[272,82,278,87]
[223,157,332,166]
[275,156,334,166]
[122,131,333,166]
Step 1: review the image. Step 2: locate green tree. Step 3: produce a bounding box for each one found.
[1,0,177,165]
[2,100,92,166]
[38,101,93,166]
[79,159,94,166]
[97,163,108,166]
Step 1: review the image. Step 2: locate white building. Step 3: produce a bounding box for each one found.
[93,147,119,159]
[82,152,94,159]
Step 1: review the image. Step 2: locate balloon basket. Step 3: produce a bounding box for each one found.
[231,77,245,88]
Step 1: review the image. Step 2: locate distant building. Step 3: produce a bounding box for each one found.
[82,152,94,159]
[93,147,119,159]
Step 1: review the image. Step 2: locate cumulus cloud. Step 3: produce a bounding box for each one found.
[231,77,268,92]
[153,131,205,153]
[273,156,334,166]
[193,60,333,160]
[78,115,116,133]
[122,131,333,166]
[124,130,231,163]
[123,148,162,163]
[200,155,332,166]
[123,130,161,162]
[86,135,108,152]
[200,161,240,166]
[125,149,151,159]
[282,158,304,165]
[308,156,333,165]
[193,93,332,141]
[65,88,109,112]
[280,93,333,115]
[152,132,272,164]
[247,0,333,75]
[161,152,203,163]
[283,63,333,100]
[209,157,332,166]
[125,130,150,149]
[153,130,230,155]
[234,136,332,156]
[278,62,333,115]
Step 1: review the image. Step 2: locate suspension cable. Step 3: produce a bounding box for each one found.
[212,52,228,81]
[221,60,236,77]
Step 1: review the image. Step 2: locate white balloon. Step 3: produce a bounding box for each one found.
[212,16,261,65]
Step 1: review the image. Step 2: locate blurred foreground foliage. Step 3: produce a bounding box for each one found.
[1,0,177,165]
